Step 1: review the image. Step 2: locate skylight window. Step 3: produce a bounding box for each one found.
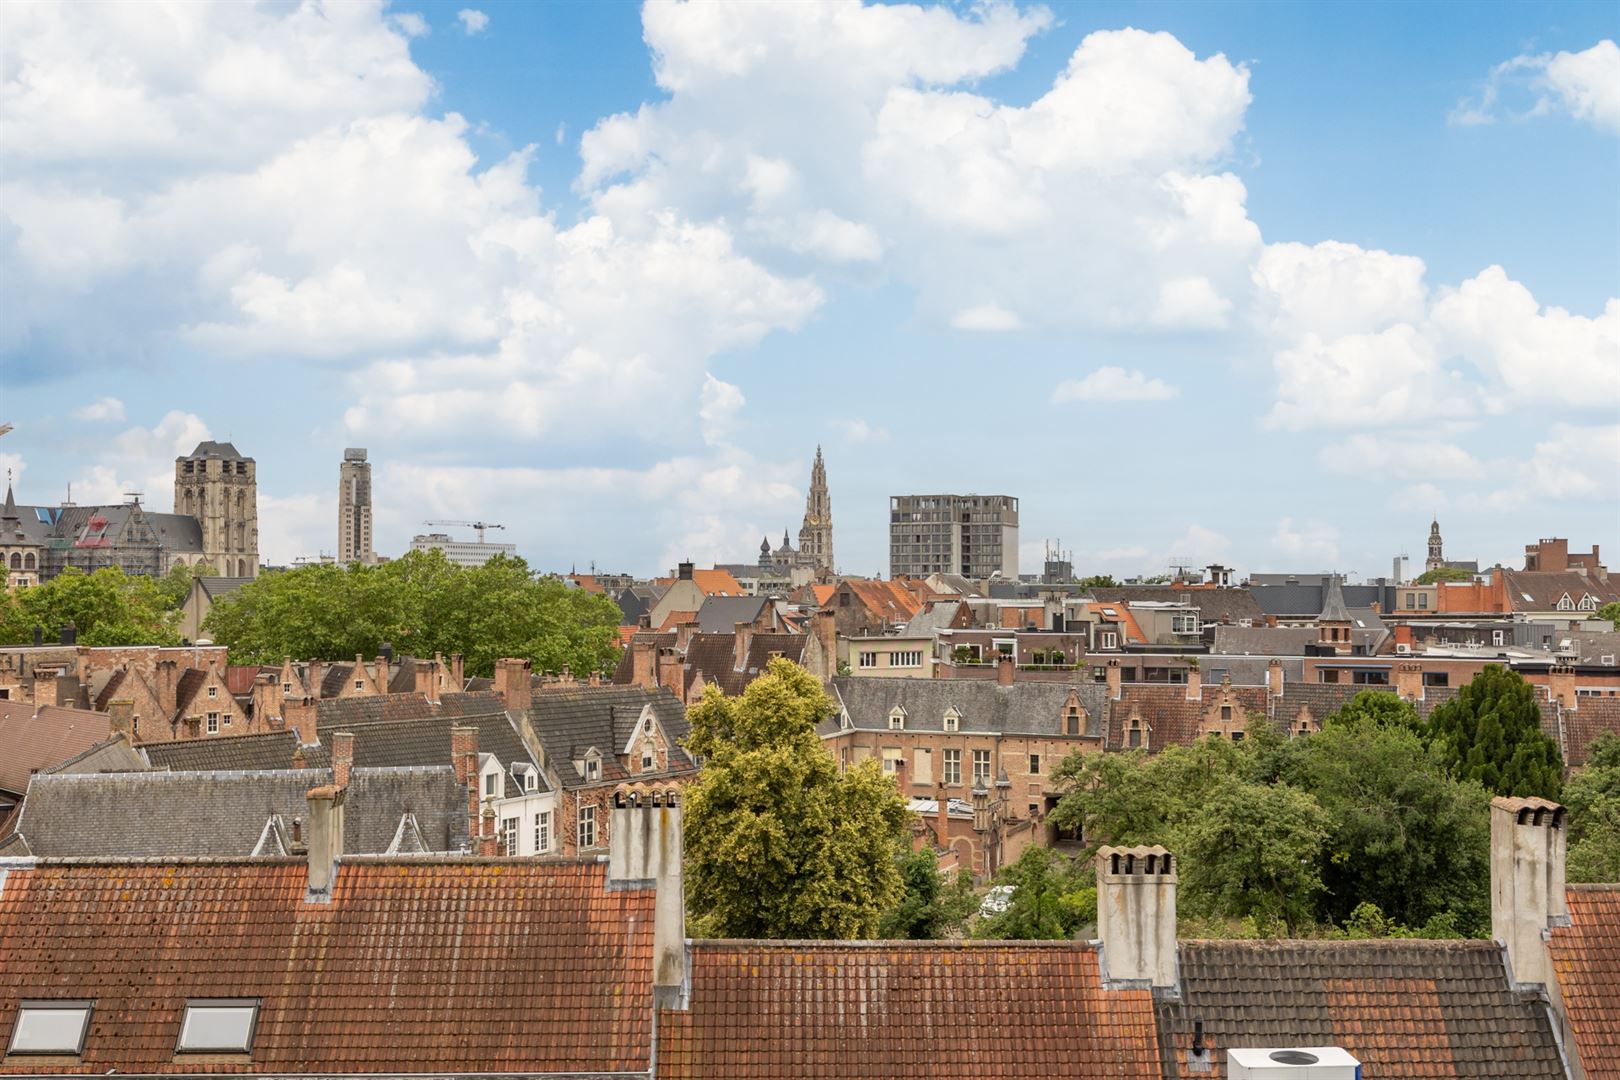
[177,1000,258,1053]
[8,1001,94,1055]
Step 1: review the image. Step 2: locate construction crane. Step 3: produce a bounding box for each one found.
[424,519,507,544]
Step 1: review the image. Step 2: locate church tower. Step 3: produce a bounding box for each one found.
[175,441,258,578]
[1426,518,1444,573]
[797,446,834,573]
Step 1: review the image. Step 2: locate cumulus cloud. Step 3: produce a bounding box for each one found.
[1053,366,1177,403]
[72,396,126,422]
[1272,517,1340,566]
[1317,435,1485,481]
[833,418,889,443]
[1451,39,1620,133]
[951,304,1022,332]
[71,411,210,508]
[457,9,490,35]
[698,373,746,446]
[1487,424,1620,508]
[257,491,331,566]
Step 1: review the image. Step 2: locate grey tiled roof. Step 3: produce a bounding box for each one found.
[1087,586,1264,626]
[9,766,467,857]
[1213,625,1386,656]
[1158,939,1563,1079]
[829,677,1109,737]
[143,730,314,772]
[524,687,690,788]
[695,595,768,634]
[316,711,533,775]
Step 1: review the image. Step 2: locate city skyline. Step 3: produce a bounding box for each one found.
[2,1,1616,576]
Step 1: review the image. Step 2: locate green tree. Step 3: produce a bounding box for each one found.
[201,549,621,676]
[973,846,1098,940]
[1326,689,1425,732]
[1077,574,1117,589]
[683,659,911,939]
[0,566,181,647]
[1049,736,1251,850]
[1417,566,1472,584]
[878,847,978,939]
[1177,778,1330,935]
[1597,601,1620,631]
[1426,665,1562,799]
[1279,715,1492,934]
[1566,732,1620,883]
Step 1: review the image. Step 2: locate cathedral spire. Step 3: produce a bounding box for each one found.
[798,447,833,573]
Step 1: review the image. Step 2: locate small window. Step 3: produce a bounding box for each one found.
[1220,705,1233,721]
[888,708,905,731]
[524,771,536,792]
[534,811,550,853]
[207,685,217,699]
[642,749,654,771]
[500,817,519,856]
[578,804,596,848]
[585,758,600,782]
[943,709,959,733]
[177,999,258,1053]
[206,712,219,734]
[1557,595,1574,611]
[1028,753,1040,775]
[1102,632,1118,649]
[1492,630,1505,647]
[859,651,878,668]
[281,681,292,693]
[354,679,365,690]
[8,1000,94,1055]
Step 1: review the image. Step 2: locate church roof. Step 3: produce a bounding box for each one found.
[1318,573,1353,623]
[185,439,246,459]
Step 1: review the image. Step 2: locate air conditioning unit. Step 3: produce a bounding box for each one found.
[1395,643,1411,654]
[1227,1047,1361,1079]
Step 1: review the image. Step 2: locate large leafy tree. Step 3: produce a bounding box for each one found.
[1566,732,1620,883]
[1327,689,1425,732]
[1597,601,1620,632]
[201,550,621,677]
[877,847,979,940]
[972,846,1097,941]
[1277,715,1491,934]
[0,566,181,647]
[683,659,910,939]
[1177,778,1330,935]
[1426,665,1562,799]
[1048,735,1250,850]
[1417,566,1473,584]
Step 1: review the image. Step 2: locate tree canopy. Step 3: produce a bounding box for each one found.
[0,566,185,647]
[683,658,911,939]
[1597,601,1620,632]
[1425,665,1562,799]
[201,550,621,677]
[972,845,1098,941]
[1566,731,1620,883]
[1417,566,1473,584]
[877,847,979,940]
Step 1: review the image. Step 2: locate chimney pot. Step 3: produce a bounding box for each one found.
[1490,796,1568,987]
[304,785,345,903]
[331,731,354,789]
[609,791,688,1010]
[59,622,76,646]
[1105,659,1122,701]
[1096,844,1177,988]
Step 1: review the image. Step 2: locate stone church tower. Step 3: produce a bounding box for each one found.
[797,446,833,572]
[1426,518,1444,573]
[175,441,259,578]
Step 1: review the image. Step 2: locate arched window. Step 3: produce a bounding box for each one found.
[23,552,35,569]
[238,558,249,577]
[7,553,19,570]
[183,489,195,515]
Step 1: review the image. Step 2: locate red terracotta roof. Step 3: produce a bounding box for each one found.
[0,858,653,1073]
[839,580,923,624]
[691,569,744,597]
[659,609,699,631]
[0,701,112,798]
[1562,696,1620,769]
[1548,885,1620,1080]
[657,940,1159,1080]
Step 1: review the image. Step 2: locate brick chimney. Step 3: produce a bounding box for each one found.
[630,638,657,689]
[609,789,688,1010]
[678,560,694,581]
[656,647,683,693]
[251,672,282,729]
[107,698,134,741]
[479,805,498,856]
[997,654,1015,686]
[1266,658,1285,700]
[330,731,354,789]
[1548,665,1577,711]
[494,658,533,713]
[733,621,755,672]
[1105,659,1122,701]
[450,652,465,690]
[54,671,80,707]
[1096,845,1177,989]
[282,696,316,745]
[304,784,345,903]
[373,655,390,692]
[1394,662,1424,703]
[306,659,324,700]
[810,608,838,682]
[1184,665,1202,702]
[452,724,481,847]
[1394,623,1414,649]
[414,658,441,704]
[1490,796,1568,987]
[155,659,180,717]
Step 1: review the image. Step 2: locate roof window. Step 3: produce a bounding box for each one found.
[177,1000,259,1053]
[8,1001,94,1056]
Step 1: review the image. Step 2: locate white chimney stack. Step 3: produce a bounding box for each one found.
[1490,796,1568,987]
[1096,844,1177,989]
[609,788,687,1009]
[304,784,345,904]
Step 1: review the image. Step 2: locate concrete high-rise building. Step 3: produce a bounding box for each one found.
[174,441,258,578]
[409,532,516,568]
[890,494,1019,580]
[339,448,376,565]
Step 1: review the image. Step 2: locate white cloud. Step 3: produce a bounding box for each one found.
[0,452,24,492]
[1265,323,1471,430]
[457,9,490,35]
[391,12,429,39]
[72,411,211,509]
[1488,423,1620,508]
[1389,482,1450,515]
[1317,435,1484,481]
[1451,39,1620,133]
[257,491,330,565]
[1254,241,1427,339]
[951,303,1022,332]
[1168,524,1229,563]
[698,373,746,446]
[1052,366,1177,403]
[72,396,126,422]
[833,418,889,443]
[1272,516,1340,566]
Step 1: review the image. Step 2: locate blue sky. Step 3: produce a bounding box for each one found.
[1,0,1615,579]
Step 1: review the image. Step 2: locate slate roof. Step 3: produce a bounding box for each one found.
[1548,885,1620,1080]
[316,712,536,778]
[1212,625,1387,656]
[830,677,1110,738]
[0,858,651,1072]
[42,503,205,553]
[1157,939,1564,1079]
[658,940,1160,1080]
[143,729,316,772]
[1501,569,1620,611]
[312,692,438,727]
[7,766,468,857]
[0,700,111,798]
[525,686,691,786]
[695,594,769,634]
[172,667,208,714]
[196,575,254,601]
[682,632,807,696]
[187,439,245,458]
[1088,586,1264,626]
[903,600,965,636]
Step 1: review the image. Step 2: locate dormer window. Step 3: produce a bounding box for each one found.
[1578,594,1598,611]
[888,707,905,731]
[943,708,960,733]
[1557,594,1574,611]
[354,679,365,690]
[585,754,600,782]
[524,771,536,792]
[1065,707,1082,736]
[484,772,499,798]
[8,1000,94,1055]
[176,999,259,1053]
